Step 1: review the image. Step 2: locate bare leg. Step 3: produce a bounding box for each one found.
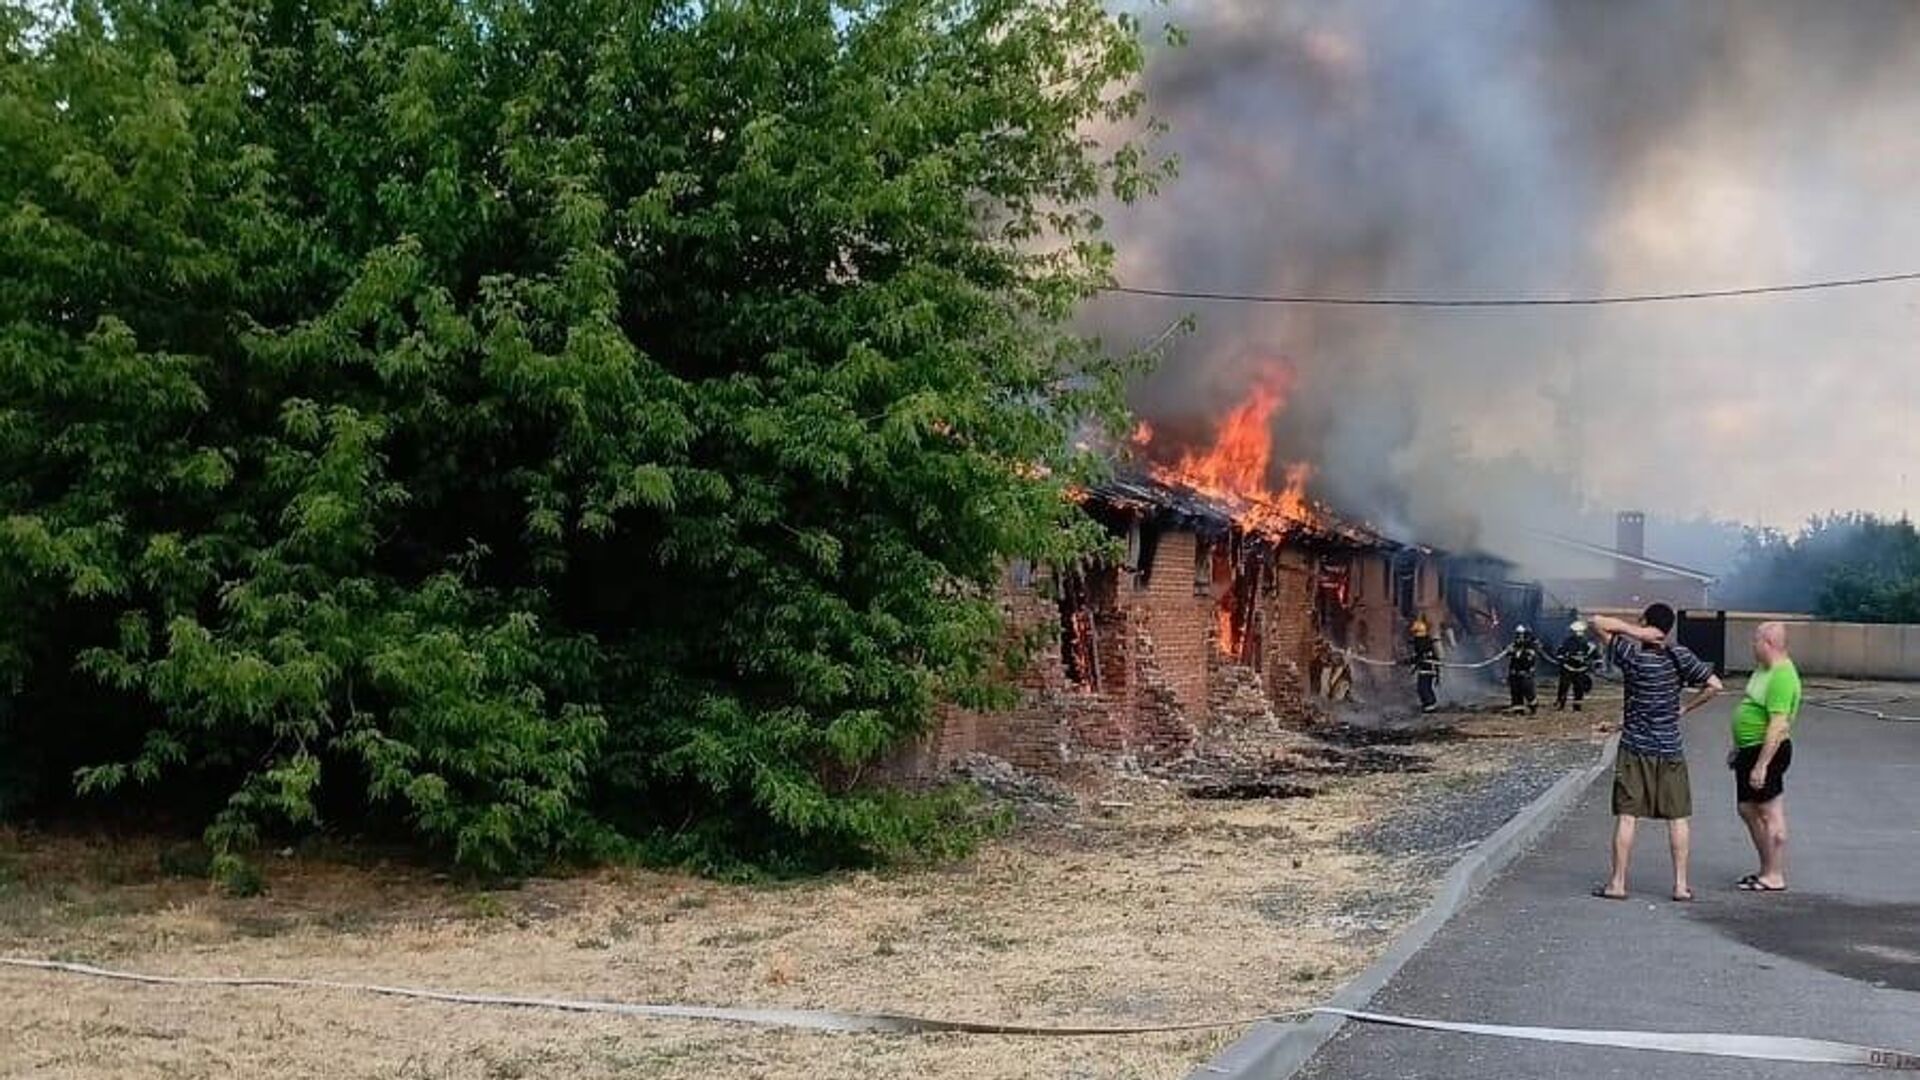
[1738,801,1768,876]
[1757,797,1788,888]
[1605,815,1637,896]
[1669,817,1692,899]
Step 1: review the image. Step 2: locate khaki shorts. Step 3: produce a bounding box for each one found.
[1613,749,1692,820]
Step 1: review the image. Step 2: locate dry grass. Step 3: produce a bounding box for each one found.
[0,712,1605,1080]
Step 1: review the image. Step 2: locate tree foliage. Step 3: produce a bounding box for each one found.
[0,0,1170,875]
[1720,514,1920,623]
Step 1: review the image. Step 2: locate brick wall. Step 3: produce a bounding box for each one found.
[1349,552,1396,657]
[1258,550,1318,725]
[1127,531,1214,727]
[1416,555,1446,630]
[1347,552,1401,700]
[884,527,1350,782]
[879,576,1075,779]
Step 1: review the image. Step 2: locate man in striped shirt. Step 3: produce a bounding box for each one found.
[1591,604,1722,902]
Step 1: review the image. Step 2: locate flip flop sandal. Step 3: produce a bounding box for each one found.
[1736,873,1760,887]
[1591,886,1628,901]
[1737,879,1787,893]
[1672,890,1696,903]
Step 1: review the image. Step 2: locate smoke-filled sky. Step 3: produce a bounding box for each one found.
[1087,0,1920,555]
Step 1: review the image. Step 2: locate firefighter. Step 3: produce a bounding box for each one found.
[1555,620,1600,711]
[1311,637,1355,703]
[1408,618,1442,714]
[1506,625,1541,715]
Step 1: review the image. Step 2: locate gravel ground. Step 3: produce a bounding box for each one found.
[1346,739,1602,869]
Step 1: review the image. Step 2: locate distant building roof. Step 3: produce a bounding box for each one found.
[1449,549,1519,569]
[1530,532,1717,583]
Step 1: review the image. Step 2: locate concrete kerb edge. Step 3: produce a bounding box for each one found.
[1192,733,1623,1080]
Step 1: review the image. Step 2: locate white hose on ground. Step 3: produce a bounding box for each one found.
[2,957,1917,1069]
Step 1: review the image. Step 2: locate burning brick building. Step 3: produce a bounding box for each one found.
[888,472,1468,779]
[888,369,1541,781]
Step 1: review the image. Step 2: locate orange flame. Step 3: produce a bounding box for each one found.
[1138,366,1316,527]
[1169,378,1283,499]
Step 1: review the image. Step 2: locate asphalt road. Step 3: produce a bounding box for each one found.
[1300,700,1920,1080]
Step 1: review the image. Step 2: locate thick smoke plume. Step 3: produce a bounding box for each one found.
[1090,0,1920,569]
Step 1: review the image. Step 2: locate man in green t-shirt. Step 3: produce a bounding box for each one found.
[1731,621,1801,892]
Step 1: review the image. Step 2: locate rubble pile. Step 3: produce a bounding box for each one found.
[1185,776,1316,801]
[1157,711,1450,801]
[951,753,1075,816]
[1207,662,1288,731]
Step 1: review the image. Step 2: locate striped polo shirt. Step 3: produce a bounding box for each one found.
[1608,635,1716,759]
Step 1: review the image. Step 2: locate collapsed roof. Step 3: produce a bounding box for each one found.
[1084,470,1396,552]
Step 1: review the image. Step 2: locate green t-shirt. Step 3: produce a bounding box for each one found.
[1732,660,1802,748]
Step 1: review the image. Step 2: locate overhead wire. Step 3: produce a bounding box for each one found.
[1103,269,1920,308]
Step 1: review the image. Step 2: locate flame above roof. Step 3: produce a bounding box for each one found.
[1086,470,1398,552]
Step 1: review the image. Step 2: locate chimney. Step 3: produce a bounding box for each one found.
[1616,511,1646,584]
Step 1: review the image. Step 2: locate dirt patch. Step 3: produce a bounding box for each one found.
[1183,779,1318,801]
[0,712,1607,1080]
[1173,730,1439,799]
[1293,743,1433,775]
[1311,720,1465,748]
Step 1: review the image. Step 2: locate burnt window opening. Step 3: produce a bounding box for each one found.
[1210,539,1235,594]
[1058,570,1113,690]
[1318,558,1353,609]
[1128,521,1160,590]
[1218,564,1262,665]
[1317,557,1356,647]
[1393,551,1419,617]
[1193,537,1213,595]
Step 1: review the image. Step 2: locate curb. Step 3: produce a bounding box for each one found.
[1192,734,1621,1080]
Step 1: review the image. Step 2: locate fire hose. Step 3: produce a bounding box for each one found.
[1440,651,1512,672]
[1332,647,1507,671]
[2,957,1917,1070]
[1802,692,1920,723]
[1329,644,1627,702]
[1339,639,1920,718]
[1537,650,1623,683]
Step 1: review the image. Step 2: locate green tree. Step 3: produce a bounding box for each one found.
[0,0,1171,876]
[1722,514,1920,623]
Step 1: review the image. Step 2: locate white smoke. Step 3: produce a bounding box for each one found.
[1089,0,1920,561]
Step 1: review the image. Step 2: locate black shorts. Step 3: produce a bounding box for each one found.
[1732,740,1793,804]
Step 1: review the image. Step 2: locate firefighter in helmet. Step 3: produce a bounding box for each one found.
[1556,620,1600,711]
[1506,625,1541,715]
[1407,617,1442,714]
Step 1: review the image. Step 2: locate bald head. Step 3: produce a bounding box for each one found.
[1753,621,1790,666]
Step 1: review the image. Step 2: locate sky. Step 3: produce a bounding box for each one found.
[1086,0,1920,553]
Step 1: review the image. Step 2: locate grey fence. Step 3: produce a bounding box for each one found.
[1716,614,1920,679]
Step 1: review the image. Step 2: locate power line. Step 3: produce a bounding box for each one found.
[1105,269,1920,308]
